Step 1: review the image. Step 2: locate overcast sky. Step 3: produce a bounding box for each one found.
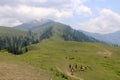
[0,0,120,34]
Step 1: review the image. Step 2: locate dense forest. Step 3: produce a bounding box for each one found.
[0,31,39,54]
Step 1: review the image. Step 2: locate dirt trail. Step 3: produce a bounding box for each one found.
[56,66,84,80]
[0,62,49,80]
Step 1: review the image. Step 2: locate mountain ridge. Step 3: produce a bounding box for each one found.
[79,29,120,45]
[14,19,99,42]
[14,19,54,31]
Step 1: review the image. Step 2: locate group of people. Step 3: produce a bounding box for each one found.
[69,64,88,75]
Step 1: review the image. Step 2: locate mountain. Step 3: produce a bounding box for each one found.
[14,19,98,42]
[0,19,100,55]
[14,19,54,31]
[79,30,120,45]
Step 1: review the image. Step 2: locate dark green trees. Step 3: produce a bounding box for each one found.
[0,31,39,55]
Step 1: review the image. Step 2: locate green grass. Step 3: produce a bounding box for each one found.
[0,26,26,37]
[0,38,120,80]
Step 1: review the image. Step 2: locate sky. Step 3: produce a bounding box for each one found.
[0,0,120,34]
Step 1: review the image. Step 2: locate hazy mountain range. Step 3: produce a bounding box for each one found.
[79,30,120,45]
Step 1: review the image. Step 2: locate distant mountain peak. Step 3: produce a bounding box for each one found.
[14,18,54,31]
[31,18,54,24]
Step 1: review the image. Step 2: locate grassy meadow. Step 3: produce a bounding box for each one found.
[0,38,120,80]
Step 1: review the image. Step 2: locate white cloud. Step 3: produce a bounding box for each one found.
[0,5,73,26]
[0,18,22,27]
[79,8,120,34]
[71,0,92,16]
[0,0,47,6]
[0,0,92,27]
[75,5,92,16]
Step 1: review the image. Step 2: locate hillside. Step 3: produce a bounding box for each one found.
[0,26,26,37]
[0,20,100,55]
[15,19,98,42]
[0,39,120,80]
[0,26,39,54]
[34,22,98,42]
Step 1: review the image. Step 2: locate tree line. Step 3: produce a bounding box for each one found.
[0,31,39,55]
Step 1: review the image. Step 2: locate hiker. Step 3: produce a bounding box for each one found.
[80,65,85,71]
[80,65,87,71]
[70,67,74,75]
[75,64,78,69]
[69,64,72,69]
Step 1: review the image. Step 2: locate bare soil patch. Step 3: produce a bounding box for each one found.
[0,62,49,80]
[97,50,112,58]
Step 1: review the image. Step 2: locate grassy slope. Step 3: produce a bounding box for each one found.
[0,26,26,37]
[0,38,120,80]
